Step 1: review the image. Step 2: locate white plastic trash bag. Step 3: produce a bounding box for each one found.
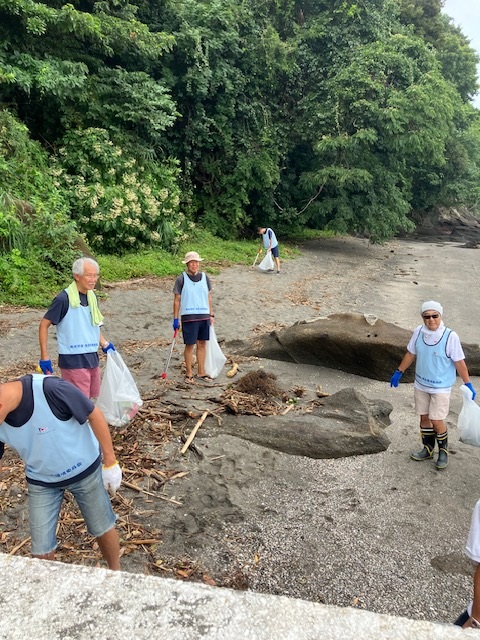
[258,251,274,271]
[205,325,227,379]
[458,384,480,447]
[97,350,143,427]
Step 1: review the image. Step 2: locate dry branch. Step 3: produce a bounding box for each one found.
[181,410,209,454]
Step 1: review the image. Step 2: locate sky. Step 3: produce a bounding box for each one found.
[442,0,480,108]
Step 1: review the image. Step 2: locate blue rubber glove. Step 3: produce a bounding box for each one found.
[173,318,180,331]
[102,342,115,354]
[390,370,403,388]
[465,382,477,400]
[39,359,53,374]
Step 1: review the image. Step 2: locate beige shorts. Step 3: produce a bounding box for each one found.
[414,388,451,421]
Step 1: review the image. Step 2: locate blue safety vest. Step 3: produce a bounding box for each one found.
[56,292,100,355]
[0,374,100,485]
[180,272,210,317]
[415,328,456,389]
[262,228,278,250]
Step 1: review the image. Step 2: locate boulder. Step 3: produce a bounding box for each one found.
[212,388,392,459]
[405,206,480,244]
[233,313,480,381]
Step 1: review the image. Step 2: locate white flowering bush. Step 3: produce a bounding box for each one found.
[50,127,185,253]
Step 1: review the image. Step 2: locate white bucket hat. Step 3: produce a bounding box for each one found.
[182,251,204,264]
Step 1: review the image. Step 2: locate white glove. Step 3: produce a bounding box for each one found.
[102,462,122,497]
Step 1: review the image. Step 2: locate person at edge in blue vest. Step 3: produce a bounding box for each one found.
[390,300,476,470]
[173,251,214,384]
[0,373,122,569]
[258,226,281,274]
[38,257,115,399]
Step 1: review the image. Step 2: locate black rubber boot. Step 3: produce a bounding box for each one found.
[436,432,448,469]
[410,428,435,461]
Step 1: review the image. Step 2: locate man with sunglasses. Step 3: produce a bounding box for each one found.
[390,300,476,469]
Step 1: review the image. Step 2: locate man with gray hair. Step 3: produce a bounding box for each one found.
[39,257,115,399]
[390,300,475,469]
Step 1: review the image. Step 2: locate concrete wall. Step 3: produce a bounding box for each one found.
[0,553,476,640]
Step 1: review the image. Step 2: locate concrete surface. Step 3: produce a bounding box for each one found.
[0,553,477,639]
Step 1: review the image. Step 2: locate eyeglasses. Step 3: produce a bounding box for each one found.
[422,314,439,320]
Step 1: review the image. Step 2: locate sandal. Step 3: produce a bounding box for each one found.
[196,375,213,382]
[184,376,195,384]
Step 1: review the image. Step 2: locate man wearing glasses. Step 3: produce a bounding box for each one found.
[390,300,475,470]
[38,257,115,399]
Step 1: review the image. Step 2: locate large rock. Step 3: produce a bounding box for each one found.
[212,388,392,459]
[234,313,480,381]
[406,206,480,244]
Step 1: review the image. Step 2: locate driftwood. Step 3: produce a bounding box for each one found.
[122,480,182,505]
[8,537,31,555]
[181,410,209,454]
[227,362,239,378]
[180,435,203,459]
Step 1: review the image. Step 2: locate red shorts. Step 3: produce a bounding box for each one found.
[61,367,101,399]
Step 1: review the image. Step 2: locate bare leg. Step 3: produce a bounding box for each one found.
[420,415,432,429]
[275,256,281,272]
[196,340,207,376]
[96,527,120,570]
[431,418,446,435]
[184,344,195,378]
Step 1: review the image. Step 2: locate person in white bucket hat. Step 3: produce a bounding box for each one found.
[173,251,214,384]
[390,300,475,470]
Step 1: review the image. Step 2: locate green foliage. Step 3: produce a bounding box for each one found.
[96,225,297,281]
[0,110,78,258]
[0,0,480,309]
[0,0,175,148]
[397,0,479,102]
[434,108,480,210]
[74,68,178,148]
[150,0,291,236]
[51,127,185,253]
[0,53,89,97]
[269,3,477,241]
[0,109,80,304]
[0,207,28,252]
[0,245,79,306]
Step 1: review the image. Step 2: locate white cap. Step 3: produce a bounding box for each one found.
[421,300,443,316]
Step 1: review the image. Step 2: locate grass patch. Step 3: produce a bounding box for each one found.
[98,228,300,281]
[0,227,303,307]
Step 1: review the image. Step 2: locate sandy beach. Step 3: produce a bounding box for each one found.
[1,235,480,624]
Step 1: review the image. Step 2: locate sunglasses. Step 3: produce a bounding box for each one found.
[422,314,439,320]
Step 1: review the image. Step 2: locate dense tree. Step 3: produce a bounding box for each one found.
[0,0,480,252]
[398,0,479,102]
[0,0,183,252]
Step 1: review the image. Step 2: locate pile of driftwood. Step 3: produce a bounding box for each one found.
[0,372,207,578]
[0,362,294,581]
[218,370,286,416]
